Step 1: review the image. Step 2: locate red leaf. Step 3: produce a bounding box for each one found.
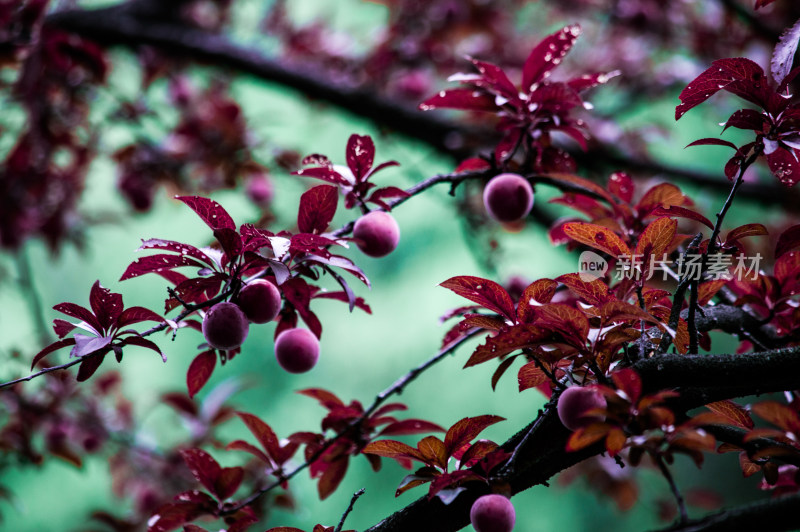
[187,350,216,399]
[705,400,755,430]
[727,224,768,243]
[522,24,581,91]
[516,278,558,323]
[76,351,108,382]
[418,88,499,112]
[455,158,491,173]
[440,276,516,323]
[225,440,271,464]
[776,224,800,259]
[147,502,208,532]
[536,303,590,343]
[53,302,102,335]
[767,147,800,187]
[293,166,351,186]
[120,254,208,281]
[298,185,338,234]
[417,436,448,469]
[612,368,642,403]
[214,467,244,501]
[556,273,612,306]
[607,172,634,203]
[176,196,236,231]
[566,423,611,452]
[180,448,221,496]
[722,109,767,133]
[138,238,214,267]
[676,58,767,119]
[518,361,549,392]
[122,336,166,362]
[686,138,741,151]
[31,338,76,369]
[362,440,426,463]
[648,206,713,230]
[465,324,550,367]
[636,183,686,214]
[635,217,677,267]
[297,388,345,408]
[235,412,281,460]
[443,415,505,458]
[470,58,519,100]
[346,134,375,181]
[379,420,445,436]
[367,186,410,210]
[116,306,164,328]
[751,401,800,432]
[563,222,631,257]
[89,281,123,331]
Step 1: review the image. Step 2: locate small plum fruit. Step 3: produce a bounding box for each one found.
[557,386,606,431]
[275,328,320,373]
[238,279,282,324]
[202,302,249,351]
[353,211,400,258]
[470,494,516,532]
[245,174,274,206]
[482,173,534,223]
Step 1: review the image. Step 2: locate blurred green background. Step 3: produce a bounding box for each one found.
[0,0,785,530]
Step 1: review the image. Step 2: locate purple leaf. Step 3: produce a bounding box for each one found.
[370,160,401,175]
[443,415,505,458]
[418,88,499,112]
[567,70,621,92]
[76,351,109,382]
[522,24,581,92]
[120,254,209,281]
[53,302,102,335]
[772,18,800,87]
[116,306,164,328]
[767,146,800,186]
[648,205,714,229]
[440,276,516,323]
[213,228,242,264]
[676,58,766,119]
[293,166,351,186]
[53,319,76,338]
[138,238,213,267]
[180,448,222,495]
[313,291,371,314]
[89,281,124,331]
[776,224,800,259]
[379,420,446,437]
[298,185,338,235]
[299,254,371,287]
[31,338,76,369]
[70,334,113,358]
[470,58,519,101]
[235,412,281,461]
[122,336,166,362]
[686,138,741,151]
[722,109,767,133]
[176,196,236,231]
[346,134,375,181]
[187,350,216,399]
[367,187,411,211]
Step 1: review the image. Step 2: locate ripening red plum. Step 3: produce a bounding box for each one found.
[353,211,400,258]
[470,494,516,532]
[557,386,606,431]
[238,279,282,324]
[275,328,320,373]
[482,173,534,223]
[202,302,249,351]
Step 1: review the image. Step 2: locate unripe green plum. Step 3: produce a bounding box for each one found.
[482,173,534,223]
[557,386,606,431]
[470,494,516,532]
[238,279,282,324]
[202,302,249,350]
[275,328,320,373]
[353,211,400,258]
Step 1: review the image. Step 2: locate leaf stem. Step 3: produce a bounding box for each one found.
[653,452,688,524]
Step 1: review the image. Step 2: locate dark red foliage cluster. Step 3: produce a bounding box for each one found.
[7,1,800,531]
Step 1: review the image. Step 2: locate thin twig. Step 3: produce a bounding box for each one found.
[653,452,688,524]
[335,488,366,532]
[220,329,482,515]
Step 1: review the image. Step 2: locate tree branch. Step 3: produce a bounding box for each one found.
[364,345,800,531]
[46,3,800,211]
[654,492,800,532]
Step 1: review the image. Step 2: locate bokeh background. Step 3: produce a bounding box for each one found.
[0,0,793,530]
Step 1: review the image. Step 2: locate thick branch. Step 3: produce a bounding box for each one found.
[46,4,800,210]
[365,346,800,531]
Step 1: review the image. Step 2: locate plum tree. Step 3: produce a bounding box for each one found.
[482,173,534,223]
[470,494,516,532]
[274,328,320,374]
[237,279,282,324]
[201,302,250,351]
[557,386,606,431]
[352,210,400,258]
